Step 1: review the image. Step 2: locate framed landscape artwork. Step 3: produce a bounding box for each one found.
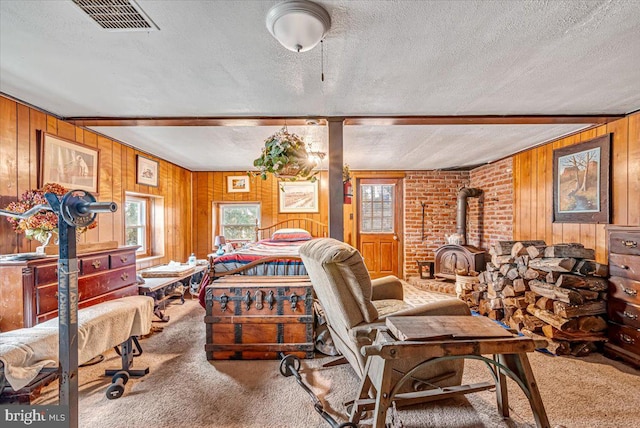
[279,180,319,213]
[227,175,250,193]
[40,133,99,193]
[553,134,611,223]
[136,155,159,187]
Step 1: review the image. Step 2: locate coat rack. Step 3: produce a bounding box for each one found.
[1,190,116,428]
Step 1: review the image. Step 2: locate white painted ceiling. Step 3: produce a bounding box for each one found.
[1,0,639,171]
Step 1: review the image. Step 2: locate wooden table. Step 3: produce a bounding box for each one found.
[350,315,550,428]
[138,264,206,321]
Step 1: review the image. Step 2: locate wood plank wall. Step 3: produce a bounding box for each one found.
[513,112,640,264]
[0,96,192,268]
[191,171,329,258]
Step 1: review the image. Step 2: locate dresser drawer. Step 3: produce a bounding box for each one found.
[609,231,640,256]
[608,299,640,329]
[80,255,109,275]
[34,263,59,285]
[110,251,136,269]
[609,276,640,305]
[36,265,137,315]
[609,254,640,280]
[608,323,640,355]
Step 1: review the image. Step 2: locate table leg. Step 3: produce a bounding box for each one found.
[499,353,550,428]
[494,354,510,418]
[350,358,374,425]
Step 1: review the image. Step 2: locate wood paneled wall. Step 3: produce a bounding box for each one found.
[0,96,192,268]
[513,112,640,263]
[191,171,329,258]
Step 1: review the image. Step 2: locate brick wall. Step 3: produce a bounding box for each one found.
[404,171,470,277]
[403,158,514,278]
[467,157,514,250]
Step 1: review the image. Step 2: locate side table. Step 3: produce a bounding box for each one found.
[350,315,550,428]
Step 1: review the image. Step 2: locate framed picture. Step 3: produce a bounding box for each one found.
[227,175,250,193]
[40,132,99,193]
[553,134,611,223]
[136,155,159,187]
[279,180,319,213]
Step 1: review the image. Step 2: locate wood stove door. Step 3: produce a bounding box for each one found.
[356,178,403,279]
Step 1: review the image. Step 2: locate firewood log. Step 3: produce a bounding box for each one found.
[489,298,503,310]
[486,262,498,272]
[513,278,527,293]
[577,316,607,333]
[526,304,579,331]
[499,264,512,276]
[544,244,595,259]
[515,297,529,309]
[503,306,515,320]
[508,317,524,332]
[502,297,517,307]
[528,280,584,305]
[555,274,608,291]
[526,245,546,259]
[572,259,609,277]
[535,297,555,311]
[521,328,570,355]
[571,342,598,357]
[546,271,562,283]
[524,291,537,305]
[512,308,525,323]
[477,271,486,284]
[492,255,514,267]
[523,314,546,331]
[524,268,541,280]
[506,268,520,281]
[470,291,483,305]
[541,325,607,342]
[511,242,528,257]
[553,300,607,318]
[492,240,546,256]
[528,257,577,273]
[574,289,600,300]
[518,265,528,277]
[488,309,504,320]
[502,285,516,297]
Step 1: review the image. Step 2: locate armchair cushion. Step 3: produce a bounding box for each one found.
[371,275,404,301]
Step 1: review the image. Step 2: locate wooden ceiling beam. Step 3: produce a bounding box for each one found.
[66,115,622,127]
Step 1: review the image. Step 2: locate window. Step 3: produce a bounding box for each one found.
[360,184,394,233]
[220,204,260,241]
[125,195,150,256]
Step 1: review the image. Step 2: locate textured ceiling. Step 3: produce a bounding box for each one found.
[1,0,639,170]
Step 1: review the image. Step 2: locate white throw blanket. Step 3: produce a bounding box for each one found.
[0,295,153,391]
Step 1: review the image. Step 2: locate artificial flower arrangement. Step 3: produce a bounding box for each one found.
[4,183,97,243]
[251,127,318,182]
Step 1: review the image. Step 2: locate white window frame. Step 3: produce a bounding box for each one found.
[219,203,261,241]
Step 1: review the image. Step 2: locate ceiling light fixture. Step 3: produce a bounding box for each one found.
[266,0,331,53]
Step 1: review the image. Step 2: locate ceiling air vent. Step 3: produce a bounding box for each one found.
[72,0,159,31]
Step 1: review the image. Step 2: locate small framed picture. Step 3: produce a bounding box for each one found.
[40,133,100,193]
[136,155,159,187]
[279,180,319,213]
[227,175,250,193]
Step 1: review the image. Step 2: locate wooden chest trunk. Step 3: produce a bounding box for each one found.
[204,276,314,360]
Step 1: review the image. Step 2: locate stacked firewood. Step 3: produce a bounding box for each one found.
[457,240,609,356]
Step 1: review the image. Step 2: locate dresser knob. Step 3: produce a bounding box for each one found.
[620,334,635,345]
[92,260,101,269]
[120,256,128,263]
[623,287,638,297]
[622,240,637,248]
[618,264,629,270]
[121,272,129,281]
[623,311,638,320]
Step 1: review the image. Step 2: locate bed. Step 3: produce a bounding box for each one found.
[198,218,327,308]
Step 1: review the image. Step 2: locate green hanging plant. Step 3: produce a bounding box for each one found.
[250,127,319,182]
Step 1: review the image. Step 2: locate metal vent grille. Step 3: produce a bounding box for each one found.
[72,0,158,31]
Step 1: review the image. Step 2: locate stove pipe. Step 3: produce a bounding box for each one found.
[456,187,483,239]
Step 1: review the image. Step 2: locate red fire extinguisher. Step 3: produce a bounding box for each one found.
[343,180,353,204]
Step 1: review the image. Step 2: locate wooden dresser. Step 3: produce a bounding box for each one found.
[0,246,138,332]
[605,226,640,367]
[204,276,314,360]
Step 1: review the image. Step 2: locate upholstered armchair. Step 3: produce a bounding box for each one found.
[299,238,470,391]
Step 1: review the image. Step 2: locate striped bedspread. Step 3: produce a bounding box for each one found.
[211,239,308,276]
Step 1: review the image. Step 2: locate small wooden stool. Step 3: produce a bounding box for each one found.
[350,316,551,428]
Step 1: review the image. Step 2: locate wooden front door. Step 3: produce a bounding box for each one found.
[357,178,403,279]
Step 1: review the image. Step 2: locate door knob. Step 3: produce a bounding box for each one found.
[393,235,398,241]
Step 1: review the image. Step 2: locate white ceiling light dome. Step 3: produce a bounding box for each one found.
[266,0,331,53]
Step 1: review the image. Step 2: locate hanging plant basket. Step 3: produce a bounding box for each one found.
[250,127,319,182]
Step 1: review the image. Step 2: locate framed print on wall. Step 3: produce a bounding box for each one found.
[227,175,250,193]
[40,132,99,193]
[553,134,611,223]
[279,180,319,213]
[136,155,159,187]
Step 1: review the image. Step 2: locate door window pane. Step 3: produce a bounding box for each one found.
[360,184,394,233]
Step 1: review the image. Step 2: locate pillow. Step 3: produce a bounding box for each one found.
[271,228,312,242]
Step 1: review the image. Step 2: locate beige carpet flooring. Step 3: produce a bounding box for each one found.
[35,295,640,428]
